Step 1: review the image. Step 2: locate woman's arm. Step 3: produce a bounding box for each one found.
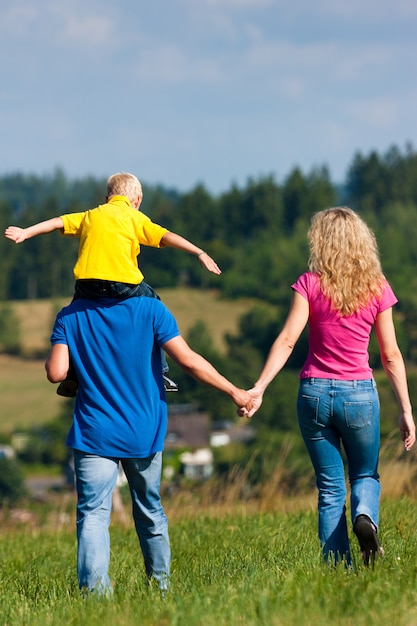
[5,217,64,244]
[245,291,309,418]
[375,307,416,450]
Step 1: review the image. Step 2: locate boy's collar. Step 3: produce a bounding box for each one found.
[107,195,133,207]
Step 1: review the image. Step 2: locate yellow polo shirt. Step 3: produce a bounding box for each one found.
[61,195,168,284]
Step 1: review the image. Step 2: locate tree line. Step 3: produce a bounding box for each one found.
[2,142,417,483]
[2,144,417,359]
[2,144,417,313]
[2,144,417,362]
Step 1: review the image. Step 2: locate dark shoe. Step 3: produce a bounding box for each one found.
[353,514,384,567]
[57,379,78,397]
[163,374,178,392]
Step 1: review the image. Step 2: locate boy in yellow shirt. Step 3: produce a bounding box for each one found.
[5,172,221,395]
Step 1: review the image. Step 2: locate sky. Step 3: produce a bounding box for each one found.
[1,0,416,196]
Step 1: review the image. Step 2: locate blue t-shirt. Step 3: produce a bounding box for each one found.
[50,297,180,457]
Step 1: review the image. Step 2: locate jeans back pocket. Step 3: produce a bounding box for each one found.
[344,401,372,429]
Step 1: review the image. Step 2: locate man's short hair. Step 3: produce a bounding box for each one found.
[107,173,143,203]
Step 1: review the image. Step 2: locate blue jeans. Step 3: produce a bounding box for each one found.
[297,378,380,565]
[74,450,170,595]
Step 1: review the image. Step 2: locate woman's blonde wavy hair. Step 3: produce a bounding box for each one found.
[308,206,385,316]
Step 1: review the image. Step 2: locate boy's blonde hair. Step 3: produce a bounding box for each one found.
[106,173,143,203]
[308,206,385,316]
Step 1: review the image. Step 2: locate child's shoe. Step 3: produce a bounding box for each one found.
[163,374,178,392]
[57,379,78,397]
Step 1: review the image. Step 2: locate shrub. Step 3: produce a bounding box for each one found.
[0,457,26,506]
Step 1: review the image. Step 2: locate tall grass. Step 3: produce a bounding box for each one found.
[2,500,417,626]
[2,453,417,626]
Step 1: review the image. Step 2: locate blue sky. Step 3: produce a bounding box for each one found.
[1,0,416,195]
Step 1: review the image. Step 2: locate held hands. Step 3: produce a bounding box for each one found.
[197,252,222,275]
[232,388,254,416]
[4,226,27,243]
[237,386,264,419]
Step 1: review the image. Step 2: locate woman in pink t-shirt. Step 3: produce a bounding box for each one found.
[243,207,415,567]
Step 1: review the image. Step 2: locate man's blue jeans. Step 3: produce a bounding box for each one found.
[297,378,380,565]
[74,450,170,595]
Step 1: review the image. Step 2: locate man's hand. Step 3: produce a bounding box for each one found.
[237,387,264,419]
[231,388,254,416]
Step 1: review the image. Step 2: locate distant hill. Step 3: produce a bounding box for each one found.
[9,288,258,356]
[1,288,261,434]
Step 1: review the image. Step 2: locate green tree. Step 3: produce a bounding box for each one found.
[283,166,336,233]
[345,143,417,216]
[282,167,309,232]
[222,221,309,305]
[217,176,283,246]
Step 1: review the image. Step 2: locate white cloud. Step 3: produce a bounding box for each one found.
[49,4,113,46]
[347,99,397,128]
[1,0,114,48]
[314,0,417,19]
[131,44,223,83]
[190,0,274,9]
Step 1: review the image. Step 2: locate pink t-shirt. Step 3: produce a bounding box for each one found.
[292,272,398,380]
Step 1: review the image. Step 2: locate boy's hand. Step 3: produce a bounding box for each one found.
[4,226,26,243]
[198,252,221,275]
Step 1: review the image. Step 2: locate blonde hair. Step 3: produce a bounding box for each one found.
[106,173,143,203]
[308,206,385,316]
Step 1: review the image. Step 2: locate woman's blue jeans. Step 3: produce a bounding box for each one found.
[297,378,380,565]
[74,450,170,595]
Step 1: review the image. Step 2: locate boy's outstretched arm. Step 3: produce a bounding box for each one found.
[160,231,221,275]
[5,217,64,244]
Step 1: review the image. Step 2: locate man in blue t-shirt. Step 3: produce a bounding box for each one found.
[46,296,252,596]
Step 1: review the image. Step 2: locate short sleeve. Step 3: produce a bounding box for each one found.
[379,282,398,312]
[292,272,315,301]
[60,212,86,237]
[50,310,68,345]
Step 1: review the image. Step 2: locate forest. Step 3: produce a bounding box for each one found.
[2,142,417,481]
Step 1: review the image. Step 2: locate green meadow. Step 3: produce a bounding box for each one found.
[2,292,417,625]
[1,497,417,626]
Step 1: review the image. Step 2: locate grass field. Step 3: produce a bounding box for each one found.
[1,496,417,626]
[3,292,417,624]
[1,289,258,434]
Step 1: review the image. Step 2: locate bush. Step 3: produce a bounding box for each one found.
[0,304,21,354]
[0,457,26,506]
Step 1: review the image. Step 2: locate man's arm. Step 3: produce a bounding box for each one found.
[5,217,64,244]
[163,335,251,409]
[160,231,221,275]
[45,343,70,383]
